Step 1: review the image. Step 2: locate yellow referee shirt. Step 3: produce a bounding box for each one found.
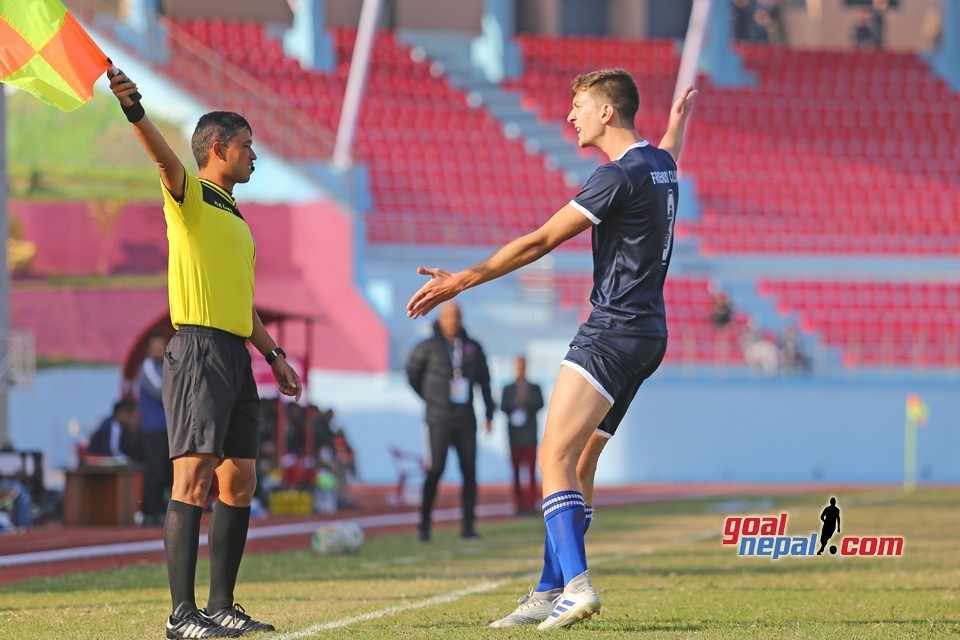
[162,172,256,337]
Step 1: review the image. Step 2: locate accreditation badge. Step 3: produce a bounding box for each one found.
[509,408,527,427]
[449,376,470,404]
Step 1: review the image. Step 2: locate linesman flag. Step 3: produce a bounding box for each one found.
[0,0,109,111]
[905,394,929,427]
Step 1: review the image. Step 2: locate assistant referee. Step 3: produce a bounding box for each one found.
[109,66,302,639]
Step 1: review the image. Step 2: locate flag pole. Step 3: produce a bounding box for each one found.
[903,394,929,492]
[904,409,916,492]
[0,88,9,448]
[331,0,382,172]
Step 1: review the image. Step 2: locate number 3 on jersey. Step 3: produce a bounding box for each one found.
[662,188,676,264]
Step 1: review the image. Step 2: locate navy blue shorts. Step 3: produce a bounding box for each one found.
[561,325,667,438]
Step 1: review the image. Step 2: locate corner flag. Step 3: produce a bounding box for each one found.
[0,0,109,111]
[903,393,930,491]
[905,394,929,427]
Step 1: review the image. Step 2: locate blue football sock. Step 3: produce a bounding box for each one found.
[542,490,587,584]
[535,528,564,592]
[536,499,596,591]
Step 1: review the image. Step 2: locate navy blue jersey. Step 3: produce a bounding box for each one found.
[569,141,678,336]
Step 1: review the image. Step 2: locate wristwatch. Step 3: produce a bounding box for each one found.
[266,347,286,365]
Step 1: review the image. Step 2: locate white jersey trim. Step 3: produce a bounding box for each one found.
[614,139,649,161]
[569,199,601,225]
[560,360,614,405]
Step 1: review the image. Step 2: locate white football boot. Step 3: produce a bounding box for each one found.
[489,586,563,628]
[537,571,601,630]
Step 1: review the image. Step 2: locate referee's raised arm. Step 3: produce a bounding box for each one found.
[106,65,185,201]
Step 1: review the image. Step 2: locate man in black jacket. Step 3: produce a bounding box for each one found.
[407,302,495,541]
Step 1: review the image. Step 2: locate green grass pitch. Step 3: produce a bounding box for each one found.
[1,488,956,639]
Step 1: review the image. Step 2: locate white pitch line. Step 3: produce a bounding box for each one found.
[0,491,685,569]
[270,524,720,638]
[5,487,852,569]
[0,503,517,568]
[270,581,505,639]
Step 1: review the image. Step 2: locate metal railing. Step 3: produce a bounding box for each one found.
[67,0,335,161]
[159,18,335,161]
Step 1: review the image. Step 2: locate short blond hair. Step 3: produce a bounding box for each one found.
[570,68,639,126]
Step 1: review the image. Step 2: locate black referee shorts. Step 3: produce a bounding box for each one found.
[562,324,667,438]
[162,325,261,460]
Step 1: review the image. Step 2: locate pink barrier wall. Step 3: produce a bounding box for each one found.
[289,201,388,372]
[10,201,299,277]
[10,286,169,363]
[10,201,167,276]
[9,199,388,372]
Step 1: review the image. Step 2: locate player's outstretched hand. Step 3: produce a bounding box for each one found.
[272,358,303,402]
[107,65,138,107]
[406,267,462,318]
[669,85,698,131]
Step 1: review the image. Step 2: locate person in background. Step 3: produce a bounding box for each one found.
[853,7,882,49]
[406,302,495,542]
[732,0,755,41]
[755,0,785,45]
[741,320,780,375]
[0,479,31,532]
[779,325,811,374]
[500,356,544,515]
[710,291,733,329]
[138,334,172,526]
[88,398,143,462]
[922,3,943,50]
[330,419,359,509]
[285,403,307,456]
[870,0,889,49]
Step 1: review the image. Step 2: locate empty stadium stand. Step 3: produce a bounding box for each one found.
[760,279,960,368]
[503,34,680,165]
[681,46,960,256]
[167,19,585,248]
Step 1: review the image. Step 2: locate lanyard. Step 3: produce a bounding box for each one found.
[450,339,463,378]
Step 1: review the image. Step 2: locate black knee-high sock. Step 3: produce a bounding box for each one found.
[165,500,202,612]
[206,500,251,613]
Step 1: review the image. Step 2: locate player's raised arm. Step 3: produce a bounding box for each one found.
[106,66,185,201]
[658,85,698,163]
[406,204,592,318]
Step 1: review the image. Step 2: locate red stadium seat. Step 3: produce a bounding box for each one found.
[673,45,960,256]
[758,278,960,369]
[164,20,589,248]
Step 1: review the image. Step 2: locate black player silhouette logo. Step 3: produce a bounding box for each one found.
[817,497,841,555]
